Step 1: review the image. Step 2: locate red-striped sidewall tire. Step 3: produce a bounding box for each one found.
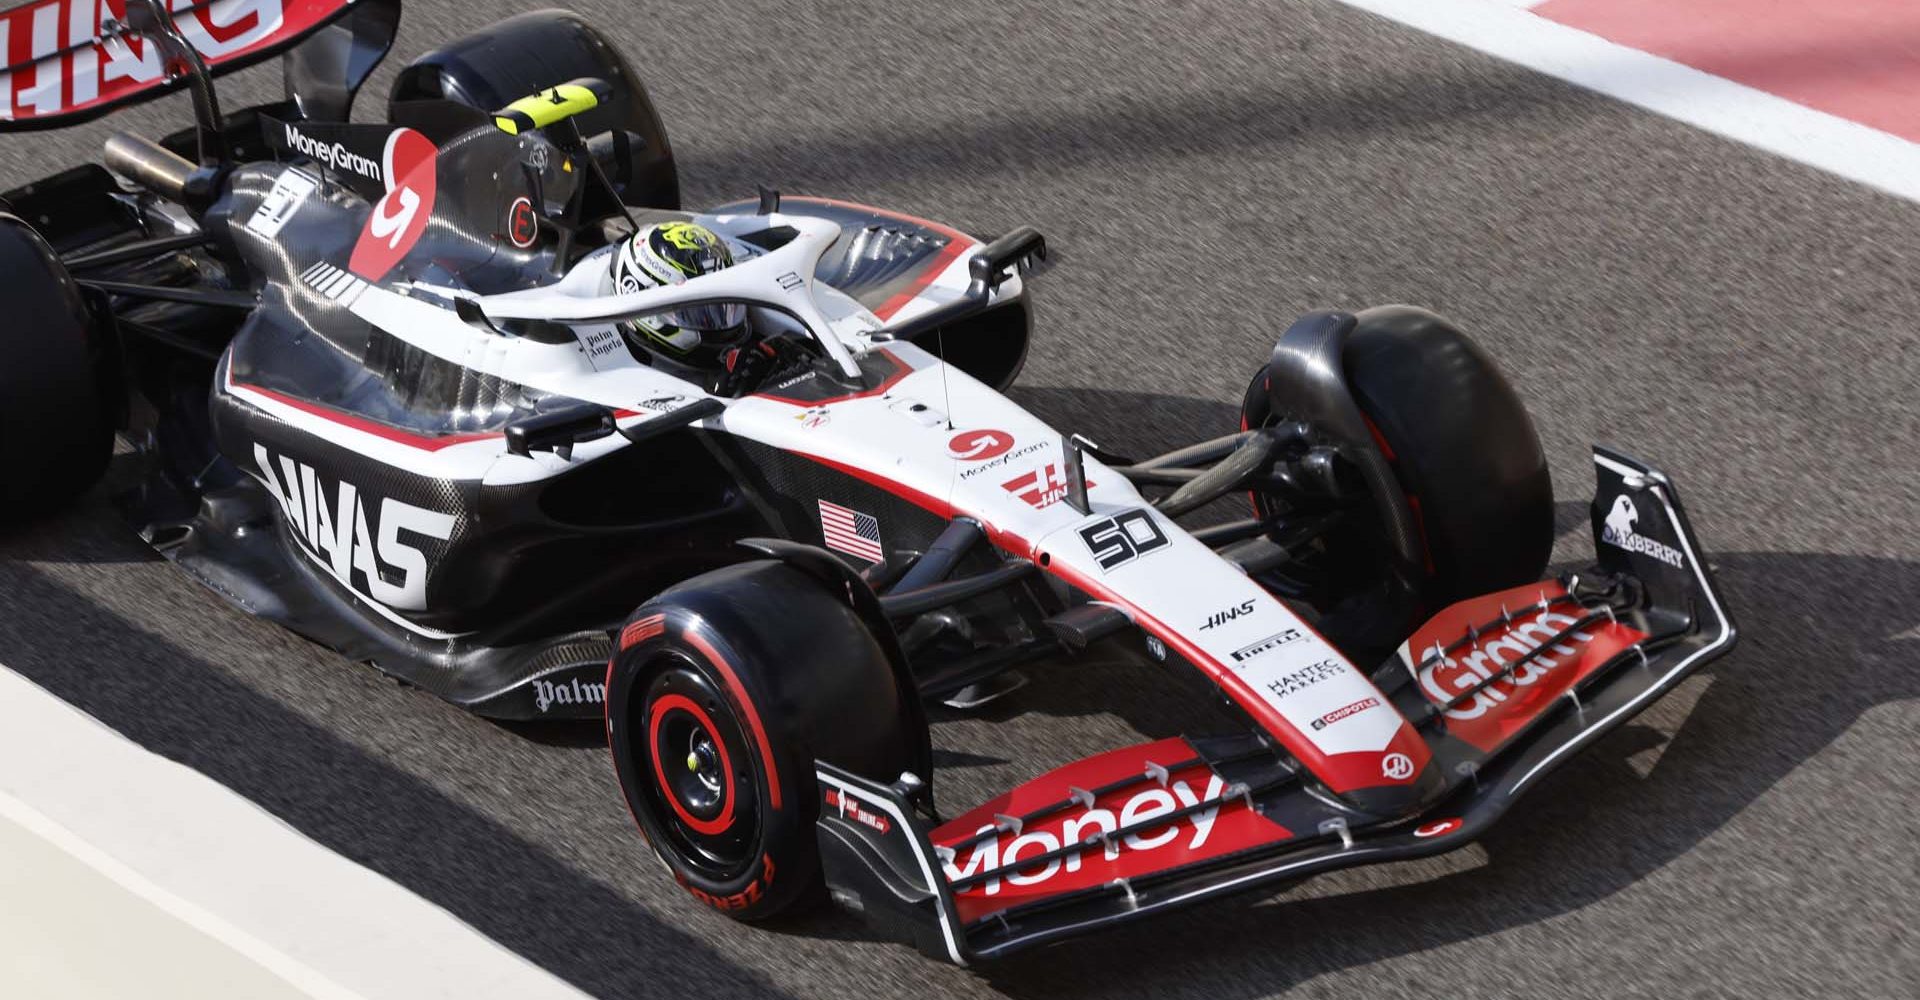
[605,561,921,922]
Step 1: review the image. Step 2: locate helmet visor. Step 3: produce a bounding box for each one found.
[662,302,747,333]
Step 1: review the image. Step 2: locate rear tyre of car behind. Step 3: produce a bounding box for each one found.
[606,560,924,920]
[389,9,680,212]
[0,214,114,522]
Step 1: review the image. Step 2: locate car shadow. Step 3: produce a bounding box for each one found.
[0,548,799,1000]
[3,392,1912,995]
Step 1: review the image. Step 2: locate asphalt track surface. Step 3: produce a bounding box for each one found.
[2,1,1916,997]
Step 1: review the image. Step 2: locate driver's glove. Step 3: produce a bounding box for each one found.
[715,340,783,396]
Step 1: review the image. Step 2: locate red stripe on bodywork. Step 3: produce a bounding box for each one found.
[234,380,502,451]
[231,373,642,454]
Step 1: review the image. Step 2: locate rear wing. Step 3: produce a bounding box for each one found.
[0,0,363,131]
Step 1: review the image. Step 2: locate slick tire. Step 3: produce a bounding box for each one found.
[0,214,113,522]
[389,9,679,210]
[1241,306,1552,607]
[606,561,922,921]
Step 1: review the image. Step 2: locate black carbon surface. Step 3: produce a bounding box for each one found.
[0,1,1914,998]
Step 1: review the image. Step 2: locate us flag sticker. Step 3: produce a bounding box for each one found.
[818,499,884,563]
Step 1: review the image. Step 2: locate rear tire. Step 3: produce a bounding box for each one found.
[0,214,113,522]
[1241,306,1552,609]
[389,9,679,210]
[606,561,923,921]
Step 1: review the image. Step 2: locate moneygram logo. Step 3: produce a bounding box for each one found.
[949,429,1014,460]
[283,123,383,183]
[942,773,1229,897]
[957,440,1046,479]
[1418,609,1596,721]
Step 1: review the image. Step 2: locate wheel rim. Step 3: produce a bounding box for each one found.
[1241,370,1392,606]
[633,655,760,879]
[649,693,735,834]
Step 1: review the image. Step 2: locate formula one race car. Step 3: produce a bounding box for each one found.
[1,0,1736,964]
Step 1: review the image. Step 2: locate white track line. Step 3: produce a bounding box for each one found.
[0,665,595,1000]
[1329,0,1920,203]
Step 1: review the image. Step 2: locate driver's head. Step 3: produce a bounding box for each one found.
[610,222,750,368]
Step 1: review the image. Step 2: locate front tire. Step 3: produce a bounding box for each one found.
[1241,306,1552,612]
[607,561,923,920]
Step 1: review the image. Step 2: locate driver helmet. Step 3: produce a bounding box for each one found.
[609,221,750,368]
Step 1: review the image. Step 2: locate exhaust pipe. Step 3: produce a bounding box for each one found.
[103,133,198,204]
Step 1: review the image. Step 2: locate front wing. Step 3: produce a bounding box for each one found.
[811,447,1736,963]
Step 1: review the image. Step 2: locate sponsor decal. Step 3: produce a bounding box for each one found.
[251,444,455,611]
[956,440,1047,479]
[1230,628,1302,663]
[296,260,369,306]
[1311,696,1378,731]
[1381,752,1415,781]
[0,0,296,122]
[245,168,317,238]
[281,121,382,183]
[1418,609,1594,723]
[795,407,830,428]
[1263,657,1342,699]
[532,676,605,713]
[1402,581,1650,753]
[934,738,1292,923]
[1413,818,1462,838]
[506,196,539,248]
[1200,600,1255,631]
[1600,496,1685,569]
[347,128,438,281]
[639,394,689,411]
[576,327,624,369]
[819,499,884,564]
[824,787,892,835]
[1002,463,1074,509]
[948,429,1014,461]
[619,614,665,650]
[1078,508,1169,571]
[686,853,778,912]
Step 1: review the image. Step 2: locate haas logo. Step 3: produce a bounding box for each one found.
[252,445,455,611]
[347,128,437,281]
